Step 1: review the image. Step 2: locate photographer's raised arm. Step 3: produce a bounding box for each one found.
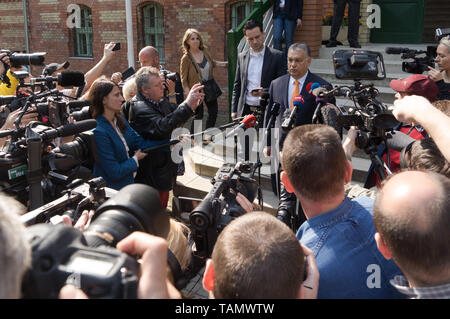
[83,42,117,92]
[393,95,450,162]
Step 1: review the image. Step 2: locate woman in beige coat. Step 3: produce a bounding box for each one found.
[180,28,227,131]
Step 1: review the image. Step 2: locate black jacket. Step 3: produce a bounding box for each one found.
[273,0,303,21]
[122,92,194,190]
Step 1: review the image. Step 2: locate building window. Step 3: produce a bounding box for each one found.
[142,3,165,63]
[231,1,253,30]
[73,6,93,57]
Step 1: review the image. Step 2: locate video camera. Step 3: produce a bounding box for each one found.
[385,46,437,74]
[0,119,98,209]
[187,161,258,259]
[323,50,399,180]
[20,183,171,299]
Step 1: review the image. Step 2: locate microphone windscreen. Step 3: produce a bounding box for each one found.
[385,47,406,54]
[57,71,85,87]
[386,131,415,152]
[243,114,257,128]
[312,87,328,97]
[57,119,97,137]
[306,82,312,93]
[293,95,304,107]
[311,82,320,91]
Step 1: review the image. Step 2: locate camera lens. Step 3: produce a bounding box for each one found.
[10,53,45,67]
[83,184,169,248]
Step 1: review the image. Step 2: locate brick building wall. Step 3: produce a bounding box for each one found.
[0,0,369,120]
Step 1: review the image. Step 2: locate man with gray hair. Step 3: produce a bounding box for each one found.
[264,43,334,230]
[122,66,204,208]
[0,193,31,298]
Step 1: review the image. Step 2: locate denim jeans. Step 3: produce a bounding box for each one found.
[273,11,297,52]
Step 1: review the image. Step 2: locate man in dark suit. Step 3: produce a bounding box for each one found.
[326,0,362,48]
[231,19,286,120]
[272,0,304,53]
[264,43,334,231]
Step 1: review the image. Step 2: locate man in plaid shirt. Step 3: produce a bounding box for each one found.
[373,170,450,299]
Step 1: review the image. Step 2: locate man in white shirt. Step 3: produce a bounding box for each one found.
[231,19,286,120]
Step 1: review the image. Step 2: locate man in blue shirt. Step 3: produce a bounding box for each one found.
[280,124,404,298]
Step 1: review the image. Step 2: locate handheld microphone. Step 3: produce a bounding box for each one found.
[306,82,320,96]
[225,114,257,138]
[281,95,304,131]
[39,119,97,141]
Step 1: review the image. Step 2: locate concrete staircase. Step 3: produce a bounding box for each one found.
[172,43,432,216]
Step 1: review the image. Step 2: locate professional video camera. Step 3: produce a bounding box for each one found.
[20,183,172,299]
[385,46,437,74]
[315,50,399,180]
[0,119,98,209]
[187,161,258,259]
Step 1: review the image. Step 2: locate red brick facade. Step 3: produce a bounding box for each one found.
[0,0,332,116]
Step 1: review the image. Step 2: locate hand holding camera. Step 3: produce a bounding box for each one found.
[185,83,205,111]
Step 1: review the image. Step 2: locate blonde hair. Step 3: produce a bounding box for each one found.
[439,36,450,54]
[122,79,136,101]
[166,219,191,272]
[181,28,205,54]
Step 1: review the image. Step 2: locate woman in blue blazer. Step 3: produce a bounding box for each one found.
[87,78,166,190]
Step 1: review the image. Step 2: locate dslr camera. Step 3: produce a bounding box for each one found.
[21,183,171,299]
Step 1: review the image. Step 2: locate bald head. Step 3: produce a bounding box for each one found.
[138,46,159,67]
[378,171,440,227]
[373,171,450,285]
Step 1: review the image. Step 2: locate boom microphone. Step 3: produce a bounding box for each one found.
[57,71,85,87]
[385,47,410,55]
[225,114,257,138]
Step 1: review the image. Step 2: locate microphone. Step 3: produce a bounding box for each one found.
[143,139,181,154]
[385,47,409,55]
[57,71,85,87]
[385,131,415,152]
[68,100,91,110]
[306,82,320,96]
[281,95,304,131]
[312,87,331,98]
[39,119,97,141]
[225,114,257,138]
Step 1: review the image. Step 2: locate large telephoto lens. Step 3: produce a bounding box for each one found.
[83,184,169,247]
[10,52,46,67]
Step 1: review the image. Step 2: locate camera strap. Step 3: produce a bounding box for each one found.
[166,247,184,290]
